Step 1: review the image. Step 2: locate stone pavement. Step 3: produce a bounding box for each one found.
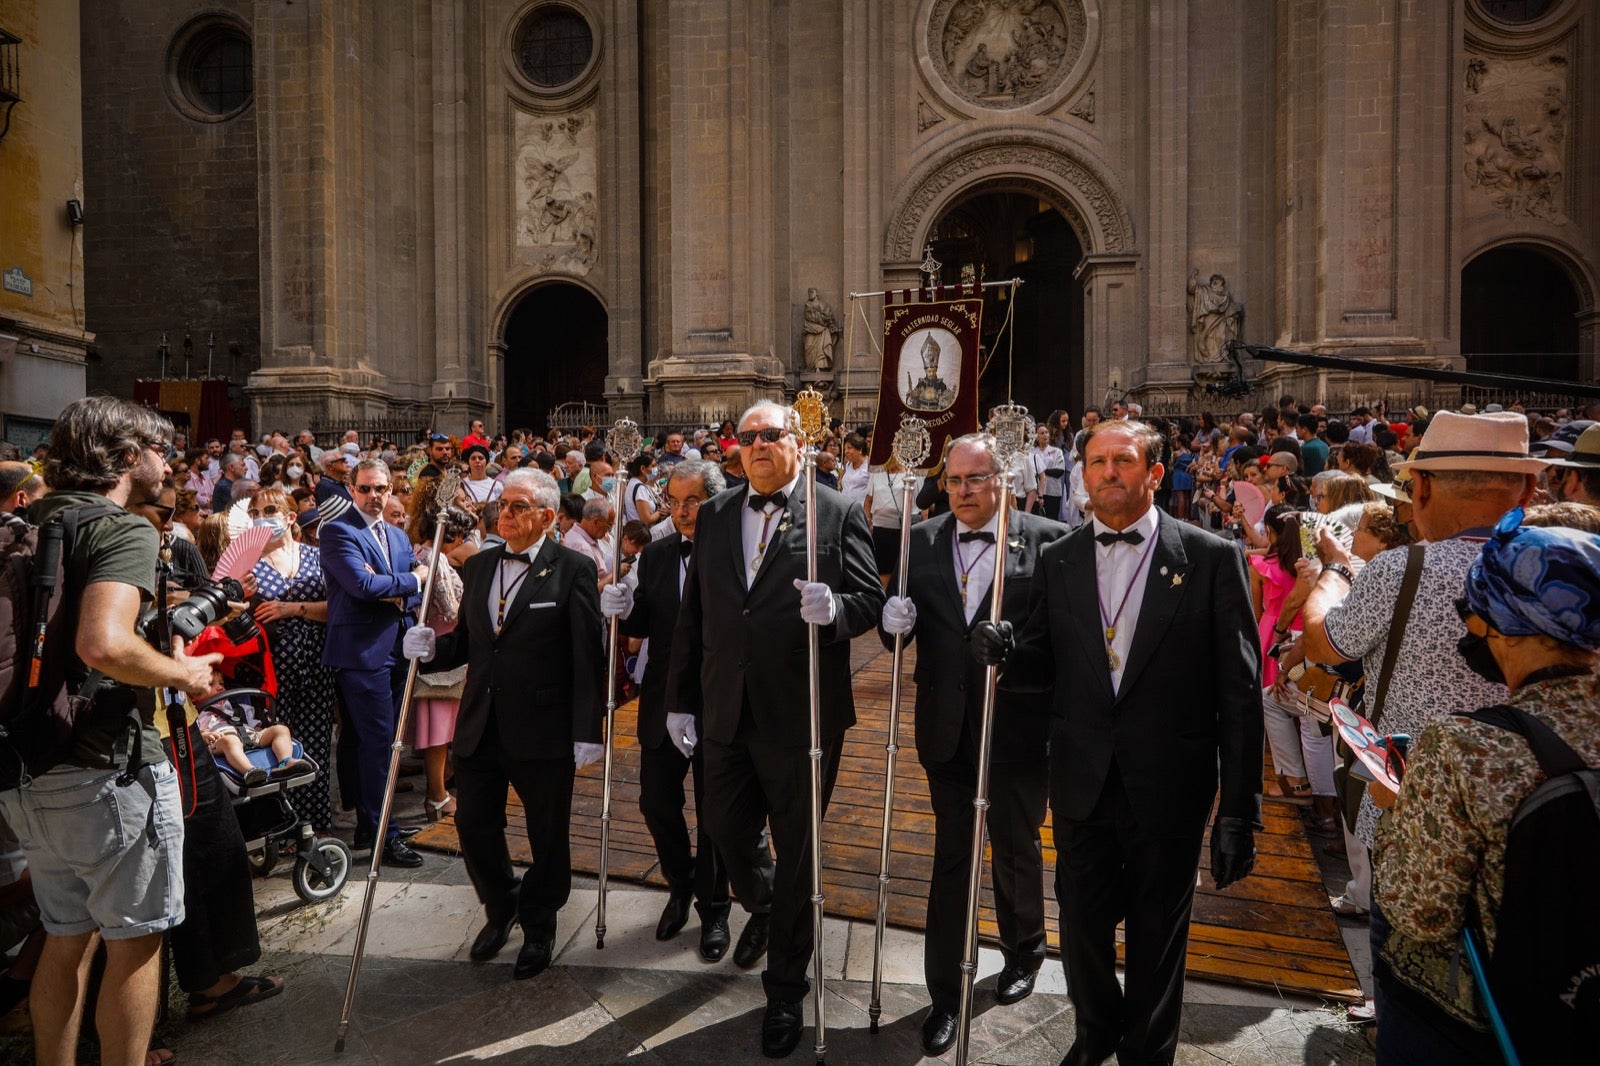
[167,851,1377,1066]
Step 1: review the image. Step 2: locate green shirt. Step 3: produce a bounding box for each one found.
[1300,437,1330,477]
[28,491,167,770]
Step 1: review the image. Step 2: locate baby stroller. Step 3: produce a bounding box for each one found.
[198,686,353,904]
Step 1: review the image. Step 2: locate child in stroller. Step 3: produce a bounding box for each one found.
[198,687,308,787]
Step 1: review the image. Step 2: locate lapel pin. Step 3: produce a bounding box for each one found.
[1171,573,1183,588]
[536,567,552,580]
[1160,566,1169,576]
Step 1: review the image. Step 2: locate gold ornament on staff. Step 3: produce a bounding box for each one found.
[337,468,461,1053]
[791,385,833,1066]
[595,416,643,950]
[954,402,1033,1066]
[868,414,931,1033]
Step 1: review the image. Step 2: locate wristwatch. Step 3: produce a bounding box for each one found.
[1322,562,1356,585]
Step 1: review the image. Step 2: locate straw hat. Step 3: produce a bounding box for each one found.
[1544,423,1600,470]
[1392,411,1547,475]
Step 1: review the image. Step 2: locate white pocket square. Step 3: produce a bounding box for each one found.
[528,601,559,610]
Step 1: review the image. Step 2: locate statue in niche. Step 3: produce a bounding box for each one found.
[802,288,843,371]
[1186,270,1244,367]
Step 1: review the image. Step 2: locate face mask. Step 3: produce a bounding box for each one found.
[287,464,304,479]
[255,515,289,538]
[600,477,617,493]
[1457,631,1506,686]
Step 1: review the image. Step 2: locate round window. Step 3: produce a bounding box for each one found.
[515,5,594,89]
[171,21,253,119]
[1476,0,1559,23]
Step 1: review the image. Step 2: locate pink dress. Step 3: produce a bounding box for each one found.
[1250,554,1300,687]
[408,544,462,749]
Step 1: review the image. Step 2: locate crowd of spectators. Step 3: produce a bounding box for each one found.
[0,389,1596,1064]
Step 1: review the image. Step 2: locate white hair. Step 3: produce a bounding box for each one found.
[564,450,585,464]
[503,468,560,510]
[738,399,794,430]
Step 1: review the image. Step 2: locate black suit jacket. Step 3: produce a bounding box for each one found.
[880,510,1067,765]
[666,480,885,748]
[430,538,606,760]
[1004,511,1262,837]
[618,529,691,749]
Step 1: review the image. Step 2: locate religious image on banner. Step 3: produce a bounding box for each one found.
[868,284,984,467]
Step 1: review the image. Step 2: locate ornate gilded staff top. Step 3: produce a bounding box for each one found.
[792,387,830,450]
[605,417,644,464]
[985,402,1034,479]
[891,413,932,473]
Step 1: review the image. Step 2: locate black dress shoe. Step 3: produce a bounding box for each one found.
[733,913,769,969]
[699,915,731,962]
[655,890,693,941]
[995,963,1038,1005]
[760,998,803,1059]
[1058,1039,1113,1066]
[352,825,420,852]
[513,938,553,980]
[380,838,425,869]
[920,1008,958,1056]
[469,914,518,961]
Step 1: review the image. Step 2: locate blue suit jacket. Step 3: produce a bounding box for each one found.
[319,508,422,670]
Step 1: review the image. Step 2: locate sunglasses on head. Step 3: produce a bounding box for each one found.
[736,427,789,447]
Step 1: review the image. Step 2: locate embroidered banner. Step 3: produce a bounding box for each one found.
[868,284,983,467]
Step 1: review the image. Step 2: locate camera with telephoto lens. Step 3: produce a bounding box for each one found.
[137,576,254,645]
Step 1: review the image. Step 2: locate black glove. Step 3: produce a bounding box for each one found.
[1209,816,1257,890]
[971,620,1014,668]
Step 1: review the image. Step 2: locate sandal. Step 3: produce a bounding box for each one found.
[186,974,284,1022]
[146,1040,177,1066]
[425,795,457,822]
[1329,893,1369,918]
[1264,777,1314,806]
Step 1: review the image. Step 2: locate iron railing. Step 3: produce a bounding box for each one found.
[0,27,21,144]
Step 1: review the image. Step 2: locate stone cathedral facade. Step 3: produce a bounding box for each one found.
[73,0,1600,435]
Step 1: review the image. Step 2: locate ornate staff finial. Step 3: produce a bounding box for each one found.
[891,414,932,472]
[920,242,942,289]
[985,402,1034,472]
[432,469,463,513]
[605,417,644,464]
[792,387,829,447]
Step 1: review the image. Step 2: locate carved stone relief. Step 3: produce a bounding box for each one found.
[1068,81,1095,123]
[929,0,1086,110]
[1463,51,1567,221]
[917,96,946,133]
[515,109,599,274]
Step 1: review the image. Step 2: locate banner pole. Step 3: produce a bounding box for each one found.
[849,277,1024,300]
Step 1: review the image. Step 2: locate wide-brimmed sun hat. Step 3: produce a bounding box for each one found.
[1392,410,1547,475]
[1543,423,1600,471]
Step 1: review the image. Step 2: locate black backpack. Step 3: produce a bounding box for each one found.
[1458,703,1600,1063]
[0,501,133,790]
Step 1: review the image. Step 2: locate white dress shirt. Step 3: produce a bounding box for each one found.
[839,458,871,505]
[487,536,542,633]
[741,472,802,588]
[1090,505,1162,694]
[952,510,1003,626]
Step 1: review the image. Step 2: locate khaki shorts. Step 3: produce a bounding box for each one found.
[0,761,185,939]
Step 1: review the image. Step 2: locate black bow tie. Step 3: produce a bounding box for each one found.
[679,539,694,558]
[502,550,532,563]
[748,491,787,511]
[957,530,995,544]
[1095,528,1146,547]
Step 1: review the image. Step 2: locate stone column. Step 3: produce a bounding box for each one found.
[1076,254,1143,408]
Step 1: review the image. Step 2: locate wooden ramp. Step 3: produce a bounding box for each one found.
[413,640,1361,1003]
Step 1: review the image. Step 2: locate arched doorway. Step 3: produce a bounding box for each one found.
[926,191,1085,418]
[1461,246,1581,381]
[501,282,608,431]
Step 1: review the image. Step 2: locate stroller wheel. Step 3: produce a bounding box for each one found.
[293,838,353,903]
[248,840,280,878]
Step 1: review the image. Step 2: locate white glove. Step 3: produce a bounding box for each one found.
[599,582,634,620]
[794,579,837,626]
[666,712,698,759]
[881,595,917,637]
[402,625,436,662]
[573,742,604,770]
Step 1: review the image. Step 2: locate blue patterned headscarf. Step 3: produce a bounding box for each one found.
[1464,508,1600,650]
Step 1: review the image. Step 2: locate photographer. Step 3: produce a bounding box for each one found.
[0,397,221,1066]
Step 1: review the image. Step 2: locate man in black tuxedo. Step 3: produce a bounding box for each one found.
[601,459,736,961]
[666,400,885,1058]
[975,419,1262,1066]
[403,468,605,980]
[879,434,1067,1056]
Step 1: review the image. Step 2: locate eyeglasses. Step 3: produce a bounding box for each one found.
[394,484,413,495]
[150,505,175,520]
[247,505,285,517]
[502,499,542,515]
[736,427,789,447]
[942,473,998,491]
[353,484,391,495]
[664,497,706,512]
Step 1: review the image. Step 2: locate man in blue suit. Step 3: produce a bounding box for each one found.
[321,457,430,867]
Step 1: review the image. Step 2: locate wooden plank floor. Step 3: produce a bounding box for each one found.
[413,639,1361,1002]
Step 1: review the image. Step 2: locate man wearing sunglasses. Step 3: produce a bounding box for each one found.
[666,400,884,1058]
[878,434,1068,1055]
[320,458,431,869]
